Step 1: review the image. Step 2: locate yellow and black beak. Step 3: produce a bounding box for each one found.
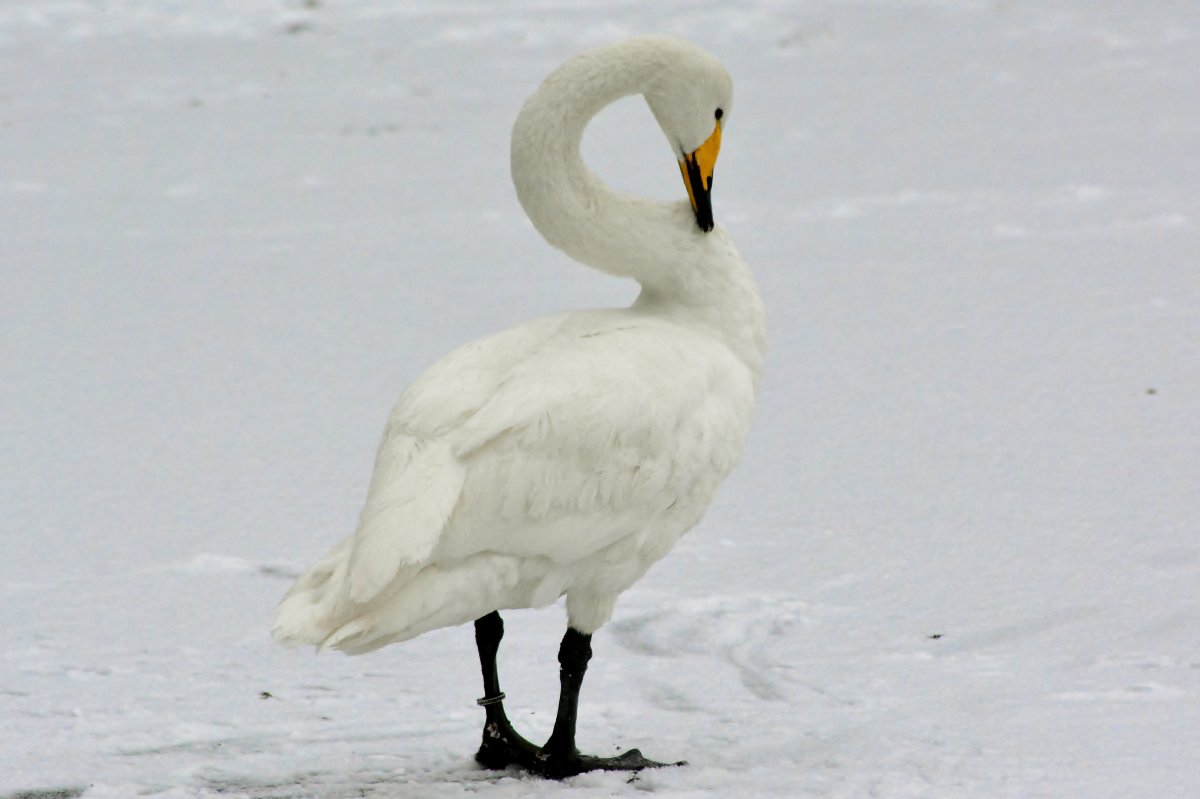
[678,121,722,232]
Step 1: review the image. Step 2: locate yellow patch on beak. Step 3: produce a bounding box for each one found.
[678,121,722,232]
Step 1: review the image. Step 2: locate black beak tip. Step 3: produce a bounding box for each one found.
[683,157,715,233]
[694,199,714,233]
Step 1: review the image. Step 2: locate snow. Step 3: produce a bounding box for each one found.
[3,1,1198,796]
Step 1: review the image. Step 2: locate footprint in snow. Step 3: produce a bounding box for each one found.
[609,594,809,703]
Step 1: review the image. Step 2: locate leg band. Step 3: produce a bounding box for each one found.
[476,691,506,707]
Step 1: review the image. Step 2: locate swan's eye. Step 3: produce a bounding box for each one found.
[714,108,724,121]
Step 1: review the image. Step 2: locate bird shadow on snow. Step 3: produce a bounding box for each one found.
[193,762,645,797]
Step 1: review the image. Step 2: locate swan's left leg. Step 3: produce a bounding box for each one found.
[535,627,683,779]
[472,611,540,770]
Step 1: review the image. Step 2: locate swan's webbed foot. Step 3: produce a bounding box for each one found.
[533,746,685,779]
[477,725,682,779]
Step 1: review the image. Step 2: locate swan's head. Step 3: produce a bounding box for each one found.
[643,41,733,233]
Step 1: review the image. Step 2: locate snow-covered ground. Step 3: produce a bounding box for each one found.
[3,1,1198,796]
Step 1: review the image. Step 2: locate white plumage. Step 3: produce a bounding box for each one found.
[274,35,765,666]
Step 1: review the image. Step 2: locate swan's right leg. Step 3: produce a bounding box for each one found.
[473,611,540,770]
[533,627,683,778]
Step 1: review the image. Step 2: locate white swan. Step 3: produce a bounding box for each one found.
[274,35,766,778]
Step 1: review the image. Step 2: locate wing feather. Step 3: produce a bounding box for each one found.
[345,431,464,604]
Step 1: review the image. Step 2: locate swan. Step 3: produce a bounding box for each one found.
[273,35,766,778]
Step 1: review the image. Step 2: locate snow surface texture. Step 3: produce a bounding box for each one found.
[3,1,1198,797]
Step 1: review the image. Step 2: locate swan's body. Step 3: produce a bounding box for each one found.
[274,35,765,777]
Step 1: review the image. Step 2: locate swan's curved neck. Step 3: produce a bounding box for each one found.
[511,39,766,380]
[510,40,694,288]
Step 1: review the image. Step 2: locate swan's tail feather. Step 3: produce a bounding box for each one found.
[272,537,359,648]
[282,553,556,656]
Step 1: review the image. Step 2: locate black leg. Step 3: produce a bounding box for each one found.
[474,611,506,724]
[472,615,684,779]
[536,627,684,779]
[473,611,540,770]
[541,628,592,760]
